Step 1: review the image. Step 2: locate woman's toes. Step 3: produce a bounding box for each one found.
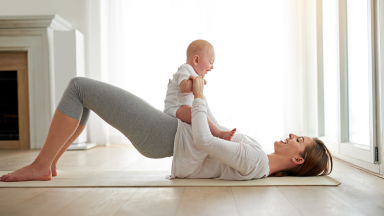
[1,174,9,181]
[52,168,57,177]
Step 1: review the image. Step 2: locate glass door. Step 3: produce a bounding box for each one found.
[322,0,378,164]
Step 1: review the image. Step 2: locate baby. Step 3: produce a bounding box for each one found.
[164,39,236,141]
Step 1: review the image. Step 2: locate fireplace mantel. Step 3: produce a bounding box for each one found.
[0,15,74,149]
[0,15,72,30]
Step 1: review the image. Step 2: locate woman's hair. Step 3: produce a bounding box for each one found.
[271,138,333,177]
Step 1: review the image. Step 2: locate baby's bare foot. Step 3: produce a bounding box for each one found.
[0,164,52,182]
[219,128,237,141]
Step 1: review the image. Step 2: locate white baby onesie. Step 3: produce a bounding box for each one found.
[164,64,199,117]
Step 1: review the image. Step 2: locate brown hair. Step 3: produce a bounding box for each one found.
[271,138,333,177]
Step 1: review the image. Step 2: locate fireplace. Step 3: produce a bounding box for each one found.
[0,51,30,149]
[0,71,19,140]
[0,15,92,149]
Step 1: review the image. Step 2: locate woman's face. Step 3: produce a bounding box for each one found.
[274,133,314,160]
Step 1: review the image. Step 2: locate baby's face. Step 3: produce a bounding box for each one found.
[195,48,215,78]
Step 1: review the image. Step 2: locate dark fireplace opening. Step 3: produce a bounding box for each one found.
[0,71,19,140]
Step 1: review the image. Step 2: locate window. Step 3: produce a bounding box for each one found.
[346,0,371,146]
[321,0,379,165]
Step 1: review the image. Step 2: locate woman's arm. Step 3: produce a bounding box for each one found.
[189,76,266,177]
[191,99,264,176]
[190,76,204,99]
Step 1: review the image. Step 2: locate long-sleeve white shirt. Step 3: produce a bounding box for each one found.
[170,98,269,180]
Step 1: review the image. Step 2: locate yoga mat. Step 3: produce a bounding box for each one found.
[0,170,340,187]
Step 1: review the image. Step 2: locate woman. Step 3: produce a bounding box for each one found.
[0,76,332,182]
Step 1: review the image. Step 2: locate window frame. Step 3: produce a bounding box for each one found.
[317,0,381,171]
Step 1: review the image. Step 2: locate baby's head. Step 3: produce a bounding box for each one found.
[186,40,215,78]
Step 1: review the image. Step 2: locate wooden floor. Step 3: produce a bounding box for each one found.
[0,144,384,216]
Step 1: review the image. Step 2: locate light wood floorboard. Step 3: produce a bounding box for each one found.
[0,188,48,210]
[176,187,239,216]
[115,187,184,216]
[0,188,92,216]
[278,186,365,216]
[331,162,384,194]
[324,177,384,215]
[0,144,384,216]
[231,187,301,216]
[56,188,138,216]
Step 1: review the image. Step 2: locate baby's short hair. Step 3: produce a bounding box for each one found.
[186,40,213,59]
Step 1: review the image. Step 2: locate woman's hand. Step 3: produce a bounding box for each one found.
[189,75,205,99]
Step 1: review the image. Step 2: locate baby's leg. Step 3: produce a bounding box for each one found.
[176,106,192,124]
[177,106,236,141]
[208,118,236,141]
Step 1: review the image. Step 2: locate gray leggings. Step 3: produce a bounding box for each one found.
[57,77,178,158]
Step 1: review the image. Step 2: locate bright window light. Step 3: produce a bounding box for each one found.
[322,0,339,141]
[346,0,370,145]
[104,0,304,151]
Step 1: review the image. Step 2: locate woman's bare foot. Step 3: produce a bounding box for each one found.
[0,164,52,182]
[51,165,58,177]
[219,128,237,141]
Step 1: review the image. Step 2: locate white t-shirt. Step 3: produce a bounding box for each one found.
[170,98,270,180]
[164,64,199,117]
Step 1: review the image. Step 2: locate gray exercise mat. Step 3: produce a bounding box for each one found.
[0,170,340,187]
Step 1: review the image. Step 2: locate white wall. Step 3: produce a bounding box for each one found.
[0,0,106,145]
[0,0,319,148]
[0,0,87,33]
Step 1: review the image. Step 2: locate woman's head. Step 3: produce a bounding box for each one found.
[272,134,333,177]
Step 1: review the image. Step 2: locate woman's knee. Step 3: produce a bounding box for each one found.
[67,77,81,92]
[68,77,89,88]
[66,77,94,97]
